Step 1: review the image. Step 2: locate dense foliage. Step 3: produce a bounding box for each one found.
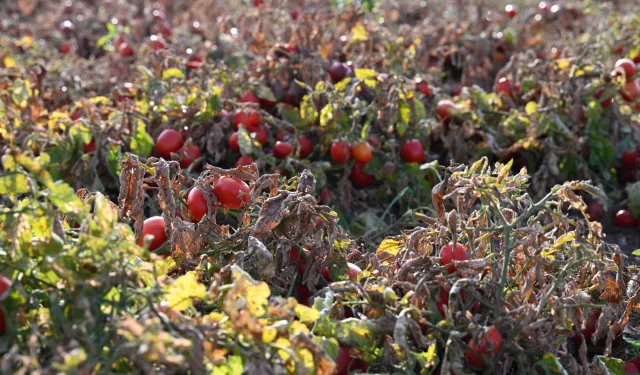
[0,0,640,374]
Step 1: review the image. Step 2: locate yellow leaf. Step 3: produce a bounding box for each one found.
[350,24,368,42]
[262,326,277,343]
[288,321,310,336]
[294,304,320,324]
[525,101,537,115]
[376,236,404,264]
[556,59,571,70]
[276,338,292,361]
[3,56,16,68]
[165,271,206,311]
[245,282,271,316]
[89,96,110,105]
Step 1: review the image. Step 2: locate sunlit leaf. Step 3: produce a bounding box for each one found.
[376,236,404,264]
[350,24,369,42]
[162,68,185,80]
[131,121,154,158]
[295,304,321,324]
[49,181,86,214]
[165,271,206,311]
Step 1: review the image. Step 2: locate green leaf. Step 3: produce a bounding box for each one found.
[532,353,568,374]
[0,173,30,195]
[130,122,154,158]
[624,336,640,347]
[413,99,426,123]
[11,79,32,107]
[161,68,185,80]
[256,86,277,102]
[165,271,206,311]
[315,316,377,348]
[354,69,377,88]
[595,356,624,375]
[49,181,86,214]
[626,181,640,218]
[238,127,254,155]
[107,144,122,178]
[279,103,305,128]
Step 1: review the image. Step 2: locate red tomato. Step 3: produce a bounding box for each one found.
[400,139,425,163]
[228,132,240,151]
[233,112,262,132]
[620,80,640,102]
[615,209,636,227]
[346,262,361,279]
[149,35,168,50]
[614,58,636,78]
[298,136,314,158]
[0,276,12,301]
[139,216,168,251]
[180,144,201,168]
[83,139,96,154]
[496,77,518,97]
[59,43,71,54]
[330,141,351,164]
[466,326,502,369]
[297,285,311,306]
[622,151,640,168]
[119,42,134,57]
[351,163,374,187]
[439,243,468,274]
[415,78,432,97]
[505,4,518,18]
[625,363,640,374]
[352,142,372,164]
[436,100,458,123]
[321,267,331,282]
[290,248,311,275]
[273,141,293,159]
[155,129,184,159]
[253,126,268,146]
[235,155,255,167]
[586,201,604,221]
[594,88,614,108]
[60,20,75,34]
[213,177,250,209]
[187,187,208,222]
[241,92,260,105]
[327,62,349,83]
[437,288,448,317]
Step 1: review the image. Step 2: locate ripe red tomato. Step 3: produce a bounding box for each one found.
[0,276,12,301]
[241,92,260,105]
[594,88,614,108]
[400,139,425,164]
[0,308,5,335]
[622,150,640,168]
[437,288,448,317]
[233,111,262,132]
[214,177,250,209]
[615,209,636,227]
[149,35,168,50]
[274,141,293,159]
[330,141,351,164]
[59,43,72,54]
[614,58,636,78]
[465,326,502,369]
[253,126,268,146]
[60,20,75,34]
[351,142,372,164]
[155,129,184,159]
[235,155,255,168]
[119,42,134,57]
[327,62,349,83]
[180,144,201,168]
[496,77,517,97]
[415,78,432,97]
[228,132,240,151]
[505,4,518,18]
[346,262,361,279]
[298,136,314,158]
[439,243,468,274]
[436,100,458,123]
[187,187,208,222]
[586,201,604,221]
[139,216,168,251]
[620,80,640,102]
[290,248,311,275]
[351,163,374,187]
[83,138,96,154]
[625,363,640,374]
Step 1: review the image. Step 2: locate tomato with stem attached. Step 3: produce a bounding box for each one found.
[139,216,168,251]
[214,177,250,209]
[439,243,468,274]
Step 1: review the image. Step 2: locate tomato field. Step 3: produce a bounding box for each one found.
[1,0,640,373]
